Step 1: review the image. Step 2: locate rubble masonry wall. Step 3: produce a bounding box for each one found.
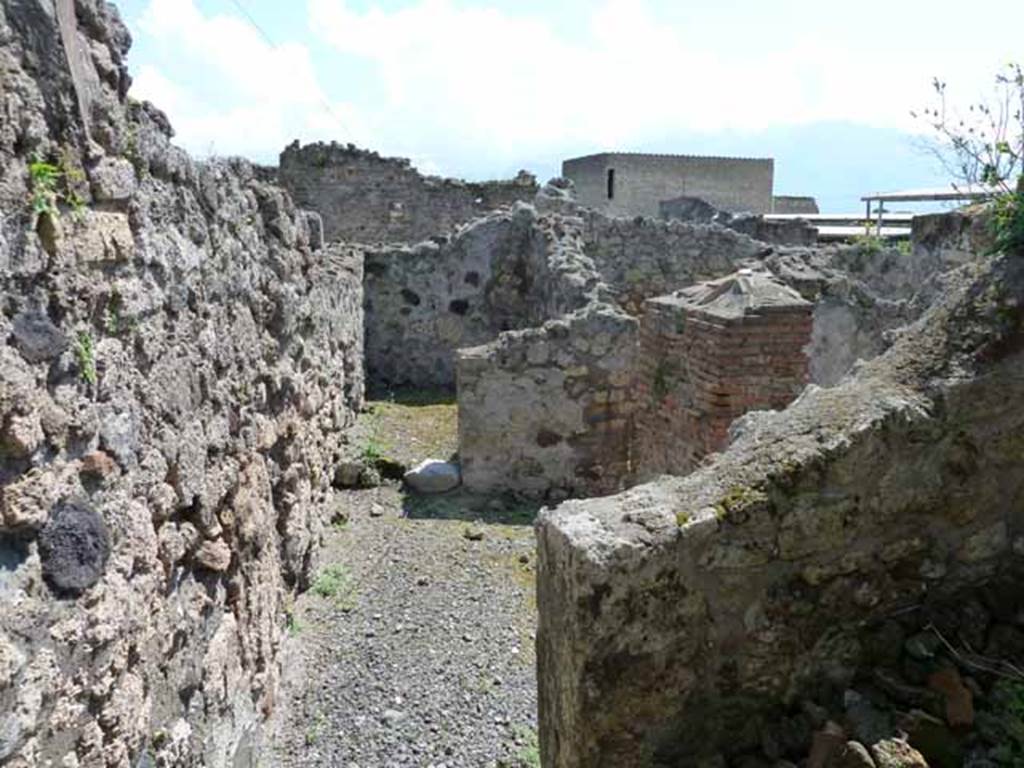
[277,140,538,244]
[535,254,1024,767]
[0,3,364,766]
[457,304,637,498]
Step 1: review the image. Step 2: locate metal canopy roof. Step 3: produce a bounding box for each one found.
[861,185,999,203]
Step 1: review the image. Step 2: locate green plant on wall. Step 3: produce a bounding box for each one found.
[74,331,97,386]
[851,232,885,255]
[978,680,1024,765]
[104,291,124,336]
[991,188,1024,255]
[28,157,61,220]
[26,150,88,229]
[915,62,1024,255]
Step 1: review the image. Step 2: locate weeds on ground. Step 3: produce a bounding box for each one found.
[360,436,385,463]
[511,725,540,768]
[285,606,304,637]
[311,563,356,608]
[304,710,327,746]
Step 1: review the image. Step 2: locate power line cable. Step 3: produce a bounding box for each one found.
[223,0,352,140]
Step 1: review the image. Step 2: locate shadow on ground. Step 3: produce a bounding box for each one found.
[401,488,543,526]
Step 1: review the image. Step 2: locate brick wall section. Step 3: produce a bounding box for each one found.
[277,140,537,244]
[634,272,813,479]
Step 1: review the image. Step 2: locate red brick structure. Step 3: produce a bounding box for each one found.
[634,270,813,478]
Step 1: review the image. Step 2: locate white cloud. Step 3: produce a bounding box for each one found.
[129,0,364,161]
[307,0,1020,168]
[129,0,1021,178]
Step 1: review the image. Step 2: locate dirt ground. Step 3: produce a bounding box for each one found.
[271,395,543,767]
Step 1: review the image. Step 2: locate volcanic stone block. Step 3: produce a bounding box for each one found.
[11,310,68,363]
[39,502,111,596]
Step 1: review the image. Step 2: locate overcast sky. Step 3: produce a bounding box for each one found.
[116,0,1024,212]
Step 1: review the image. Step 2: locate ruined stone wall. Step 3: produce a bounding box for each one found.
[632,283,812,480]
[363,207,769,392]
[563,153,774,216]
[762,245,930,387]
[362,205,600,392]
[277,140,538,244]
[911,207,995,270]
[536,253,1024,768]
[457,304,637,498]
[579,211,767,315]
[772,195,819,214]
[0,3,363,766]
[658,196,817,247]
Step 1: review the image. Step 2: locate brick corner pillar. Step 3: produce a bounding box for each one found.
[633,269,813,478]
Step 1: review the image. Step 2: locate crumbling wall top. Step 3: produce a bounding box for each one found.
[659,269,813,320]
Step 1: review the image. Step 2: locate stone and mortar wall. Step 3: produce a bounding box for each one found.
[535,253,1024,768]
[772,195,819,214]
[277,140,538,244]
[578,210,768,315]
[364,196,940,395]
[763,246,928,387]
[457,304,637,499]
[563,153,774,217]
[659,196,817,247]
[911,207,995,271]
[362,204,600,392]
[363,205,769,392]
[632,289,812,480]
[450,209,949,497]
[0,3,363,766]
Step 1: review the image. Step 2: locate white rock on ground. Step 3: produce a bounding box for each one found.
[403,460,461,494]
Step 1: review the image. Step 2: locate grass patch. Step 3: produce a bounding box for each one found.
[311,563,356,608]
[304,710,327,746]
[511,725,540,768]
[360,436,386,463]
[358,393,458,467]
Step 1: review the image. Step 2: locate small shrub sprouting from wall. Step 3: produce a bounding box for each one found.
[991,186,1024,256]
[27,151,86,225]
[915,63,1024,256]
[74,330,97,386]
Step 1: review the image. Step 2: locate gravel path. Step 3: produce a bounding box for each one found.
[271,484,541,768]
